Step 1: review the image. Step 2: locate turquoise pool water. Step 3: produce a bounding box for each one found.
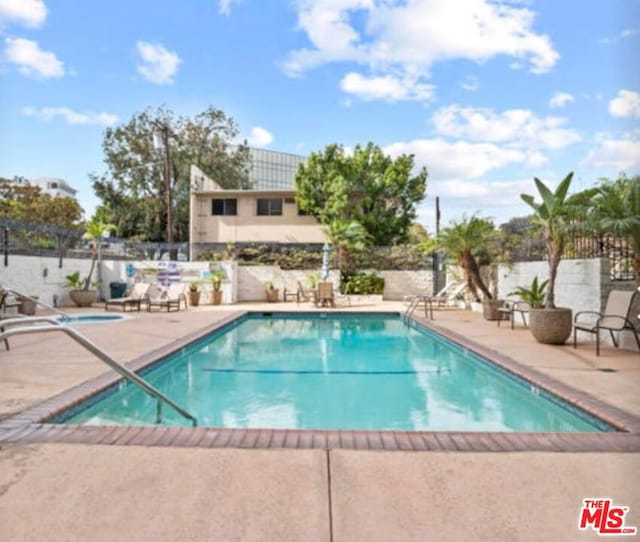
[61,313,612,432]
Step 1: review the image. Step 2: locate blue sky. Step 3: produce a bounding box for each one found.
[1,0,639,232]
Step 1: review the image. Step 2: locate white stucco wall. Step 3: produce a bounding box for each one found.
[0,255,94,308]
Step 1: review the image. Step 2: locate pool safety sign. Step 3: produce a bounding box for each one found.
[578,498,637,536]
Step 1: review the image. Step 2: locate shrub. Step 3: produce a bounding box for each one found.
[340,272,385,295]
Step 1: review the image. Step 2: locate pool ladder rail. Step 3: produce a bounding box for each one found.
[403,296,434,321]
[0,315,198,427]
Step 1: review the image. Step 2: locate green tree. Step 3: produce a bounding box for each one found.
[0,176,84,230]
[589,175,640,284]
[295,143,427,245]
[521,172,573,308]
[437,215,495,302]
[324,219,370,275]
[91,105,252,242]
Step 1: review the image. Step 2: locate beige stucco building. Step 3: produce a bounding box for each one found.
[189,149,326,258]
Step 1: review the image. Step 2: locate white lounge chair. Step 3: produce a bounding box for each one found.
[104,282,150,312]
[147,282,187,312]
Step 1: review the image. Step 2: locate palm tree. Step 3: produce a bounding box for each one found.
[324,219,370,275]
[437,215,494,302]
[82,219,115,290]
[591,175,640,285]
[521,172,573,308]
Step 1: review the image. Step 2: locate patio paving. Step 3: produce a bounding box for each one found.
[0,302,639,541]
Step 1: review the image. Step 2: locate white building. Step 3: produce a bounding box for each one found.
[31,177,77,198]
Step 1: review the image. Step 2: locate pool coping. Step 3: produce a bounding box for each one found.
[1,310,640,452]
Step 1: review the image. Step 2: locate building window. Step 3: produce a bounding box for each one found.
[256,198,283,216]
[211,198,237,216]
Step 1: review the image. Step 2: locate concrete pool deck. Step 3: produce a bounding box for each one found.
[1,302,639,540]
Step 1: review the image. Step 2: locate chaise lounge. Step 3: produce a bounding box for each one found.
[147,282,187,312]
[105,282,150,312]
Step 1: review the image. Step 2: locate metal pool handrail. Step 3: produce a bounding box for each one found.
[0,316,197,427]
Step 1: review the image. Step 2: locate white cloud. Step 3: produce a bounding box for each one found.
[4,37,64,78]
[432,104,581,149]
[218,0,242,15]
[283,0,559,91]
[460,76,479,92]
[339,72,434,101]
[22,106,118,126]
[0,0,46,28]
[549,91,574,109]
[136,41,181,85]
[620,28,639,38]
[247,126,274,147]
[384,138,537,180]
[608,90,640,118]
[434,178,536,206]
[582,134,640,171]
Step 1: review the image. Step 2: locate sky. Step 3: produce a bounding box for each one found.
[0,0,639,233]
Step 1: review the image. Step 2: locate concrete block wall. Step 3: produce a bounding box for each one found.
[497,258,605,315]
[379,270,433,300]
[0,255,93,308]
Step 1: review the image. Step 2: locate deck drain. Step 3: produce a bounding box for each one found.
[597,368,617,373]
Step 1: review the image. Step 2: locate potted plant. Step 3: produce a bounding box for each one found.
[188,281,201,306]
[509,276,548,309]
[520,172,574,344]
[65,219,115,307]
[66,271,98,307]
[208,270,226,305]
[264,280,279,302]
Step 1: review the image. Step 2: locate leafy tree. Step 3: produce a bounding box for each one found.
[521,172,573,308]
[0,176,84,230]
[496,216,546,262]
[295,143,428,246]
[91,105,252,242]
[324,219,370,275]
[437,215,495,302]
[589,175,640,284]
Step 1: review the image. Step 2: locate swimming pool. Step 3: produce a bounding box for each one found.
[59,313,612,432]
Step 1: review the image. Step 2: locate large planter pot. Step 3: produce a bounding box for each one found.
[18,296,39,315]
[482,299,506,321]
[188,290,201,307]
[209,290,222,305]
[69,290,97,308]
[529,307,573,345]
[266,288,279,303]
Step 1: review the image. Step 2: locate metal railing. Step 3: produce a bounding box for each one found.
[0,316,197,426]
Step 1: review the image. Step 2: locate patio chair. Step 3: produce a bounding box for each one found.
[316,281,335,308]
[497,300,530,329]
[283,281,300,303]
[411,282,466,315]
[147,282,187,312]
[104,282,150,312]
[573,289,640,356]
[297,280,317,304]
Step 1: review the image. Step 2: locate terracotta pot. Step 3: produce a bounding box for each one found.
[188,290,201,307]
[529,307,573,344]
[266,288,279,303]
[482,299,506,321]
[210,290,222,305]
[69,290,97,308]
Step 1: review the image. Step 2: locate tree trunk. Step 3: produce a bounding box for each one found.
[83,254,97,291]
[545,237,563,309]
[634,253,640,287]
[462,251,492,301]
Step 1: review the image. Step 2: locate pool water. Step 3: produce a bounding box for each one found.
[62,313,612,432]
